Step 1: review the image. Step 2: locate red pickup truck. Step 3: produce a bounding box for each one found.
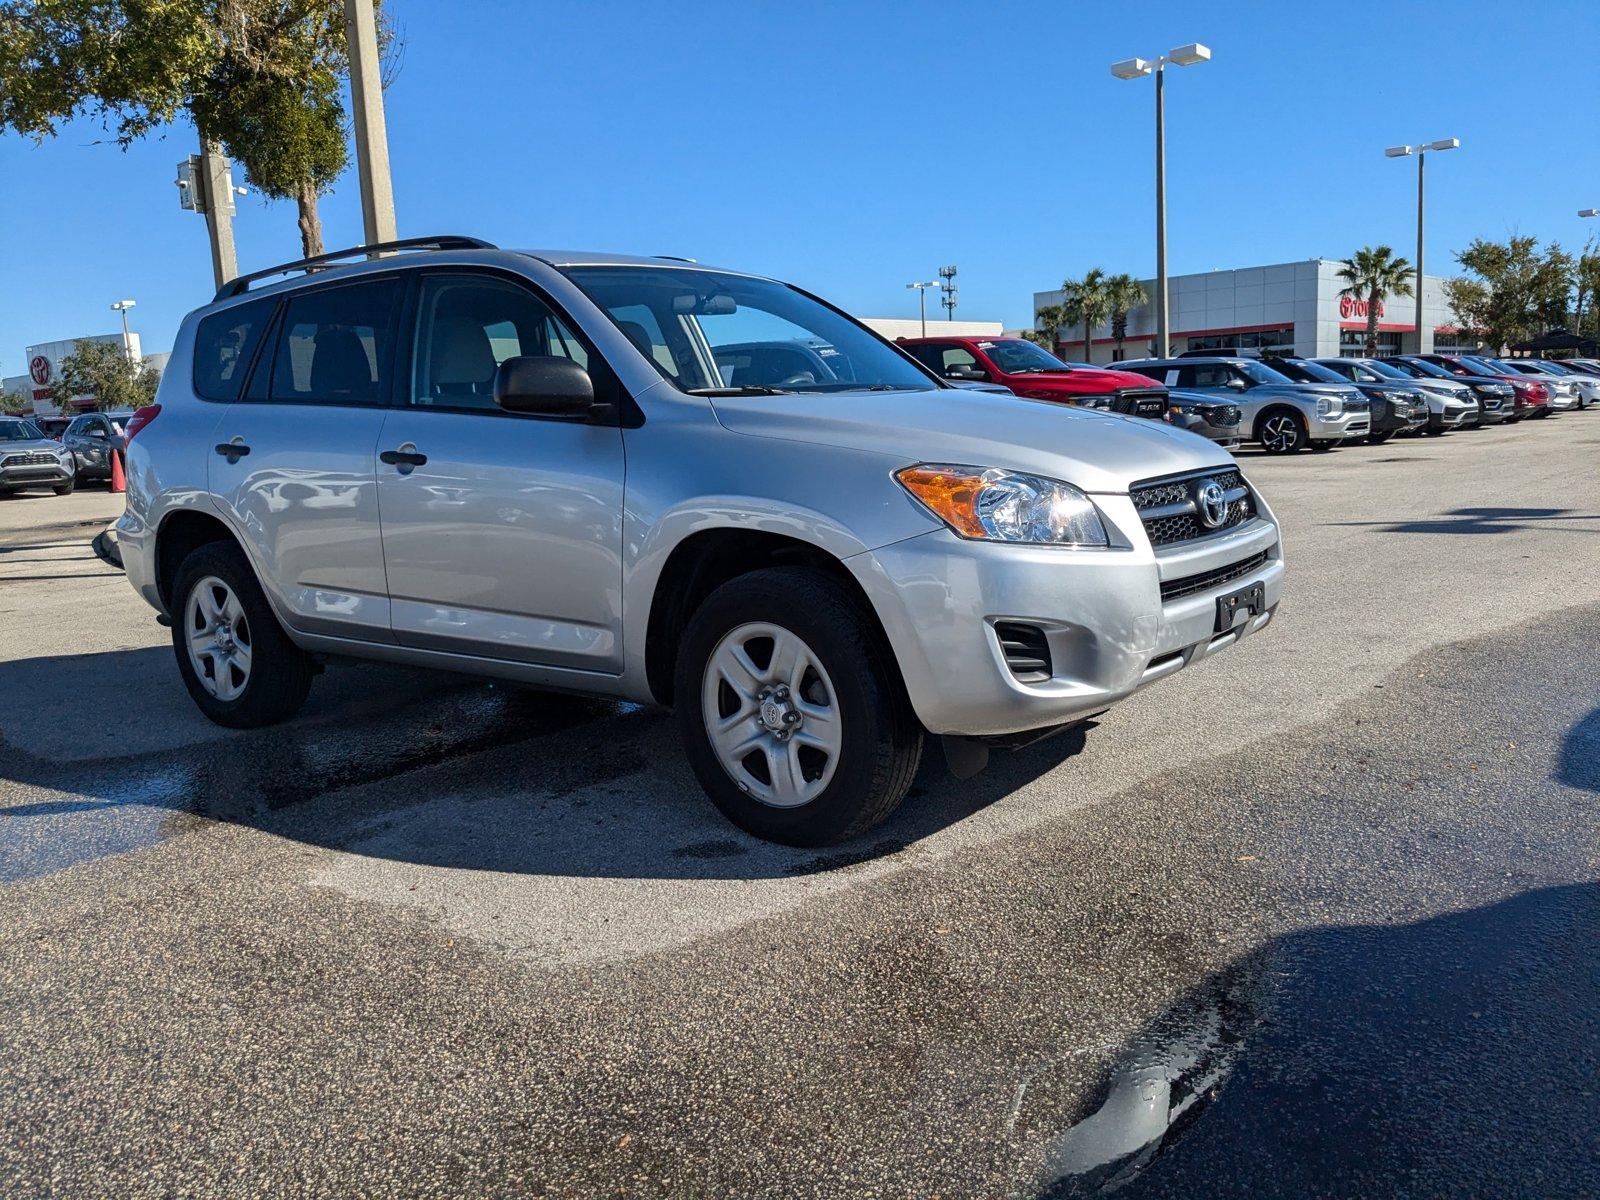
[899,335,1168,416]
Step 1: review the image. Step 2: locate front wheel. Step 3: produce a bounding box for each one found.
[1257,411,1307,455]
[171,541,314,728]
[676,567,923,846]
[53,476,75,495]
[1366,431,1394,445]
[1424,424,1447,437]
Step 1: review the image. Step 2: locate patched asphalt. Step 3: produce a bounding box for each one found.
[1,419,1598,1197]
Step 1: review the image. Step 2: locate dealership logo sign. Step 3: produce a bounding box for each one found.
[1339,295,1386,320]
[29,355,51,385]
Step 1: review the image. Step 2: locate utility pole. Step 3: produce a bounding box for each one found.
[345,0,397,247]
[177,143,240,288]
[938,265,958,323]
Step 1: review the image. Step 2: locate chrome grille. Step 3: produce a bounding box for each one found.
[1130,468,1257,547]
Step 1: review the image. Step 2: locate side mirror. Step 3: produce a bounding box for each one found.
[494,355,595,417]
[945,364,987,381]
[1224,377,1248,391]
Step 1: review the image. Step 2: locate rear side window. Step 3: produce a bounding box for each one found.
[269,279,401,405]
[193,299,274,402]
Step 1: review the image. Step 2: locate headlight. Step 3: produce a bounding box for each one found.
[1316,396,1344,417]
[896,464,1109,547]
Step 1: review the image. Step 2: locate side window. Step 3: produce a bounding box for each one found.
[606,303,679,379]
[269,278,400,406]
[1188,365,1234,389]
[940,346,979,373]
[904,344,945,373]
[411,275,587,411]
[194,298,274,401]
[1119,365,1166,384]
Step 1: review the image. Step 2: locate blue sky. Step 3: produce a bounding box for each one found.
[3,0,1598,368]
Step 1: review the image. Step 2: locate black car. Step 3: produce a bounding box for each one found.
[1262,357,1427,444]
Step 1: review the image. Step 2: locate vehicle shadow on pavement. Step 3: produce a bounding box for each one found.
[1332,506,1600,536]
[0,646,1093,884]
[1020,882,1600,1199]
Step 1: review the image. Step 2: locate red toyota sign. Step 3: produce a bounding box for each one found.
[1339,295,1386,320]
[29,355,51,385]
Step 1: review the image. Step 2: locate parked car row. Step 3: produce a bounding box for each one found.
[0,409,135,496]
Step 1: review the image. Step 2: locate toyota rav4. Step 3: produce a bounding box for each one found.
[119,238,1284,845]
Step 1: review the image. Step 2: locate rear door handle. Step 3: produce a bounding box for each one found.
[215,440,250,461]
[379,446,427,468]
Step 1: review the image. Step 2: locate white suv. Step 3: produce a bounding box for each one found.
[119,238,1283,844]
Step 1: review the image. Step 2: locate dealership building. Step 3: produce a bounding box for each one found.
[1034,258,1481,364]
[3,332,168,416]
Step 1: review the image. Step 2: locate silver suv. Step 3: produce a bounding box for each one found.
[1120,357,1370,454]
[119,238,1283,845]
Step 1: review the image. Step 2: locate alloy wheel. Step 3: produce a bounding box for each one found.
[1261,414,1299,452]
[185,575,253,701]
[701,621,842,808]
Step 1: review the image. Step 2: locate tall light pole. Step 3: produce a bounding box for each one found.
[345,0,398,247]
[906,281,939,336]
[1385,138,1458,355]
[1580,211,1598,340]
[110,300,136,358]
[1111,43,1210,358]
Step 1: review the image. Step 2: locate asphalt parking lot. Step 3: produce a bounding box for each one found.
[2,419,1598,1197]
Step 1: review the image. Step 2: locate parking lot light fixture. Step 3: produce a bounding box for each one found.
[1386,138,1460,355]
[110,299,137,357]
[1112,43,1212,357]
[906,281,939,336]
[1580,209,1599,218]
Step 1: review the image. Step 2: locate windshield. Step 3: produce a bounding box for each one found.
[1391,357,1452,379]
[1358,359,1410,380]
[1459,357,1504,375]
[1236,360,1296,385]
[560,266,934,394]
[1268,358,1347,384]
[0,419,44,441]
[980,339,1072,374]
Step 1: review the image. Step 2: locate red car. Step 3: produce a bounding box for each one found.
[899,336,1168,417]
[1413,354,1551,419]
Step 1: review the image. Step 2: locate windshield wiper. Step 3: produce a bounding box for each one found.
[687,385,795,396]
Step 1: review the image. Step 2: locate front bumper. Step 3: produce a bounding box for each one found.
[0,459,73,487]
[1429,407,1473,430]
[1308,411,1370,440]
[850,501,1283,737]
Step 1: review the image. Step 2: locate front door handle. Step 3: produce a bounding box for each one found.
[379,445,428,468]
[215,439,250,462]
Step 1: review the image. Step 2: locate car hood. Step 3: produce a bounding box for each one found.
[0,438,66,455]
[709,387,1230,494]
[1007,366,1160,392]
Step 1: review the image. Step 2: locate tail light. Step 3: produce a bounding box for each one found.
[125,404,161,441]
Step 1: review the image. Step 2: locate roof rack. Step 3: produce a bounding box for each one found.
[214,235,498,301]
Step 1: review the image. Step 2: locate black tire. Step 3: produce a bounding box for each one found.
[1310,439,1336,452]
[53,477,74,496]
[1366,431,1395,445]
[1424,424,1447,437]
[675,566,923,846]
[1255,408,1308,455]
[170,540,314,728]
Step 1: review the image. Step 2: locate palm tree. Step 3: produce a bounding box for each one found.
[1103,274,1149,361]
[1061,269,1111,363]
[1338,245,1414,356]
[1033,303,1068,353]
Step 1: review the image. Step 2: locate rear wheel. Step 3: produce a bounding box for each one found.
[1256,410,1307,455]
[171,541,314,728]
[676,566,923,846]
[1424,423,1448,436]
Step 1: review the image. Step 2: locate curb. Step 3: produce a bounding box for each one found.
[91,524,124,571]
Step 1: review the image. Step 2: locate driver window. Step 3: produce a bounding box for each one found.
[411,276,585,412]
[940,347,982,376]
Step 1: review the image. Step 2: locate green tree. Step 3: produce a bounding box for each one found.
[1031,303,1068,352]
[1444,235,1573,352]
[0,1,389,258]
[50,339,160,412]
[1337,245,1413,356]
[1574,240,1600,340]
[1061,268,1110,363]
[1103,273,1148,361]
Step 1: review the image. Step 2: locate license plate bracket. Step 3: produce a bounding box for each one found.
[1215,581,1266,632]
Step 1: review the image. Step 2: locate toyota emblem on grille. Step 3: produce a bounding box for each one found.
[1195,478,1230,528]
